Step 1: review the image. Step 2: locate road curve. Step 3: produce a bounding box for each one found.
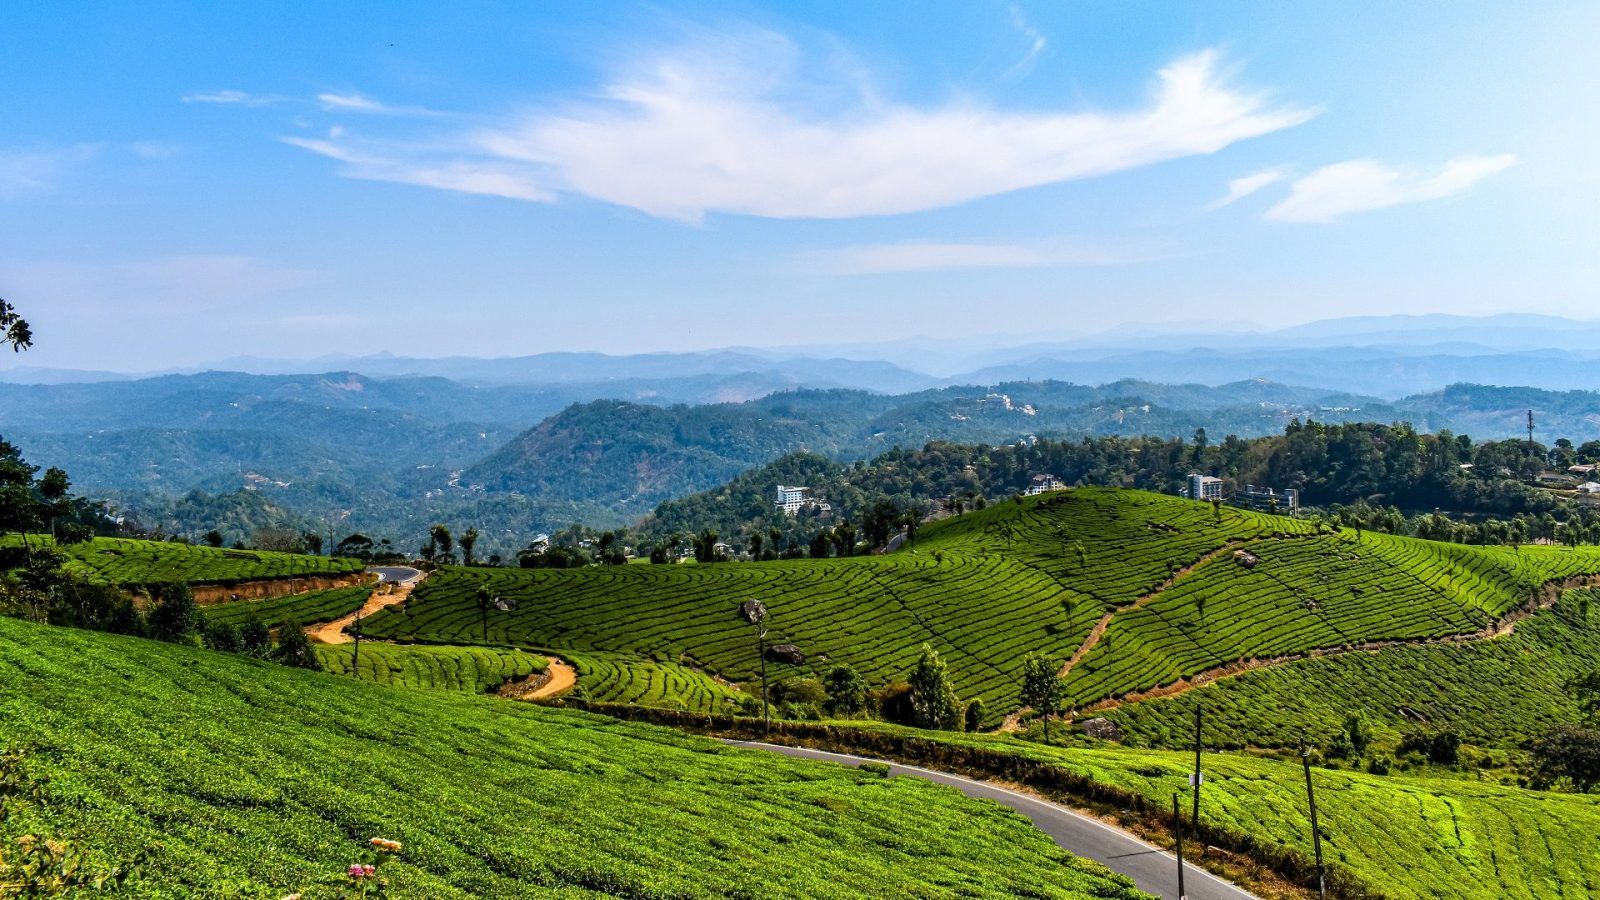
[367,565,423,585]
[723,740,1256,900]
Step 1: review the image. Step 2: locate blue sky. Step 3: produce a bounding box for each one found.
[4,1,1597,371]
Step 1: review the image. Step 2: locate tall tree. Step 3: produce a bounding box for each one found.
[1020,652,1065,744]
[428,524,454,563]
[460,527,480,566]
[908,643,960,730]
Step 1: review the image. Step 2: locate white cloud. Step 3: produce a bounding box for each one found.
[1266,154,1517,223]
[282,35,1311,221]
[0,145,98,197]
[805,239,1164,274]
[1204,168,1284,211]
[281,136,552,201]
[1002,3,1048,77]
[181,89,280,106]
[316,92,444,118]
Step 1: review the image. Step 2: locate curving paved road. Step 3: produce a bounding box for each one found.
[724,740,1256,900]
[367,565,423,585]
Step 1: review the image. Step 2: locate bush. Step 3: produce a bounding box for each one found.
[1530,725,1600,792]
[202,619,242,653]
[274,622,320,670]
[1399,730,1461,766]
[240,617,271,657]
[146,584,197,644]
[823,665,869,716]
[857,762,890,778]
[964,698,985,732]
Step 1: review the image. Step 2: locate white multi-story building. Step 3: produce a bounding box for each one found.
[1024,474,1065,496]
[776,485,812,514]
[1187,473,1224,502]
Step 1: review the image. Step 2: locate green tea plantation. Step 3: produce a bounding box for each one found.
[363,488,1600,718]
[0,616,1147,899]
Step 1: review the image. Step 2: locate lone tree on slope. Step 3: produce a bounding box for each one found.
[1020,652,1066,744]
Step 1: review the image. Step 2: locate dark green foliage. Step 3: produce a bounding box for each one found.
[201,619,242,653]
[239,617,270,657]
[146,584,197,643]
[1020,652,1065,743]
[823,664,868,716]
[964,697,986,732]
[908,644,960,730]
[1399,730,1461,765]
[1530,726,1600,792]
[272,622,319,670]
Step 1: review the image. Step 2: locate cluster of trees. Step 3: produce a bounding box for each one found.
[632,420,1600,557]
[758,646,984,732]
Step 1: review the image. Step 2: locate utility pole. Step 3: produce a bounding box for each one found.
[1191,705,1204,829]
[1172,793,1187,900]
[1301,743,1327,900]
[758,623,770,735]
[1528,409,1537,456]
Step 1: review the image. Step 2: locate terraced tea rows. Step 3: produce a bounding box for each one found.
[315,642,547,693]
[3,534,364,586]
[368,489,1600,718]
[203,585,374,629]
[364,551,1099,718]
[567,652,746,713]
[0,616,1142,898]
[1062,536,1492,704]
[1101,590,1600,750]
[832,723,1600,900]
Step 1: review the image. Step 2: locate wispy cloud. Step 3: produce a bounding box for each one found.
[805,239,1166,275]
[181,89,281,107]
[1204,168,1284,211]
[281,136,552,201]
[0,144,99,197]
[1265,154,1517,223]
[316,92,446,118]
[1001,3,1048,77]
[279,32,1311,221]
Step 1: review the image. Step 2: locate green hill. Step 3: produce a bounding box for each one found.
[363,488,1600,719]
[1100,588,1600,751]
[2,534,364,586]
[791,721,1600,900]
[0,616,1144,899]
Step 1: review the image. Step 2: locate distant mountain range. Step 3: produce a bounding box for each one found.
[7,312,1597,398]
[6,360,1600,556]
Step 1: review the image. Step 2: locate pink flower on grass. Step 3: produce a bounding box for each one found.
[348,864,366,879]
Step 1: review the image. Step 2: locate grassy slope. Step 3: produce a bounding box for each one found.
[0,617,1144,900]
[566,651,747,712]
[203,584,375,628]
[817,722,1600,900]
[2,534,364,585]
[1101,589,1600,750]
[315,641,548,694]
[363,489,1600,717]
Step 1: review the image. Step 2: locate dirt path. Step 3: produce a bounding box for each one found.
[500,658,577,701]
[1058,542,1245,679]
[307,571,423,645]
[1075,572,1600,716]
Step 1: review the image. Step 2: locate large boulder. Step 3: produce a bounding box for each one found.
[1079,717,1124,742]
[766,643,805,664]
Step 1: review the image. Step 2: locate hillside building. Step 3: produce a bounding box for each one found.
[1025,474,1066,496]
[1186,474,1224,502]
[1235,484,1300,515]
[776,485,811,514]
